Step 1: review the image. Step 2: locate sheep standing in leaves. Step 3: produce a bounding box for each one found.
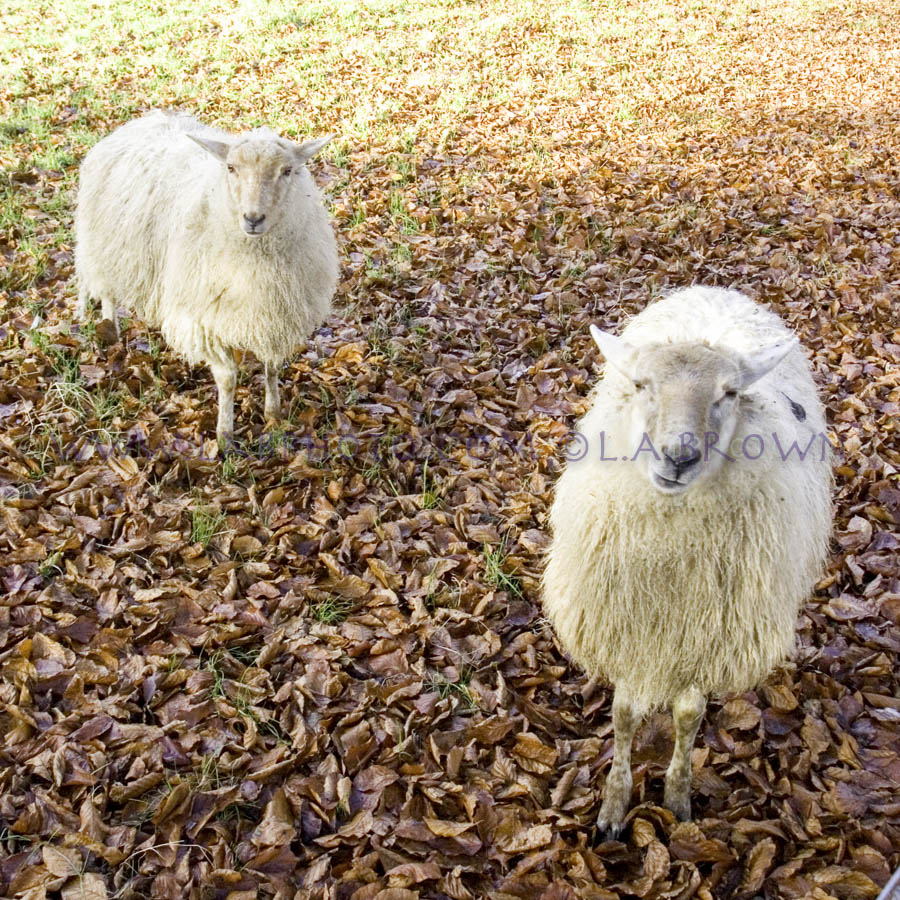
[74,110,338,441]
[543,286,832,835]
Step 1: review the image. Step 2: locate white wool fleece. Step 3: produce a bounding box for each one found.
[74,110,338,370]
[543,287,833,713]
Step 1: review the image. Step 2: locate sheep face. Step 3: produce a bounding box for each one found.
[622,344,744,493]
[189,133,334,237]
[224,141,298,236]
[590,326,796,495]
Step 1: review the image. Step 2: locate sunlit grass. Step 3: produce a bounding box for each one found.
[0,0,886,348]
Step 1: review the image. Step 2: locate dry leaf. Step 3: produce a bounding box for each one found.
[3,5,900,898]
[61,873,109,900]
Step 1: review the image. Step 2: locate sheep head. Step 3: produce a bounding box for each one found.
[590,325,796,494]
[189,133,334,236]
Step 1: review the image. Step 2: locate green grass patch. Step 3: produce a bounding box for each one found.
[419,457,443,510]
[483,538,523,596]
[38,550,64,579]
[310,595,353,625]
[426,668,477,710]
[190,506,226,548]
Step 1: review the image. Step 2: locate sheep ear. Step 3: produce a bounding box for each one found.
[188,134,230,161]
[293,135,335,164]
[590,325,636,377]
[737,339,797,388]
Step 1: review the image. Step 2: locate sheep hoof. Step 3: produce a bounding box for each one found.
[664,790,692,822]
[217,433,236,453]
[596,794,629,840]
[595,814,624,841]
[96,318,120,345]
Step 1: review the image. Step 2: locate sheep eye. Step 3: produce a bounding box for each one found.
[633,381,647,392]
[716,389,738,405]
[226,164,236,174]
[281,167,292,177]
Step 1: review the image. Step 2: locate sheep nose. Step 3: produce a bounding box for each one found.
[663,447,701,474]
[243,213,266,228]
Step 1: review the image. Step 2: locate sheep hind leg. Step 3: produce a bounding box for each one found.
[663,685,706,821]
[597,691,641,838]
[76,284,89,320]
[264,361,280,421]
[210,356,238,446]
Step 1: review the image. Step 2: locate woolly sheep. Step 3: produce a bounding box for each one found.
[74,110,338,440]
[542,286,832,835]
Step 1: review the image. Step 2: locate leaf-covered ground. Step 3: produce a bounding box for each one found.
[1,1,899,897]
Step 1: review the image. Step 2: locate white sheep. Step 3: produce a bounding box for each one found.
[74,110,338,441]
[542,286,832,835]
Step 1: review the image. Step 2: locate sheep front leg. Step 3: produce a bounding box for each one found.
[597,691,641,837]
[663,685,706,821]
[264,361,280,421]
[210,356,238,444]
[101,296,119,337]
